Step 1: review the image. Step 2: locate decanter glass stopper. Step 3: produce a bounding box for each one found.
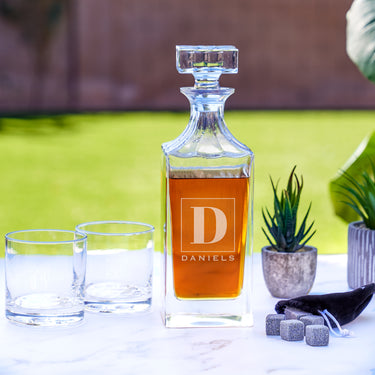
[176,45,238,90]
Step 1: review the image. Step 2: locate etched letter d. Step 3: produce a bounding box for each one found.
[191,206,227,244]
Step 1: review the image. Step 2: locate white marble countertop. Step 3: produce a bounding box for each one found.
[0,254,374,375]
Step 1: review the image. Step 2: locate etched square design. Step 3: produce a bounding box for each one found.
[180,198,235,253]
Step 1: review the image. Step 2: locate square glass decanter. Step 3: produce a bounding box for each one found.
[161,45,254,328]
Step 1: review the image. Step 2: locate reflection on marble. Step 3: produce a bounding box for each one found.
[0,254,374,375]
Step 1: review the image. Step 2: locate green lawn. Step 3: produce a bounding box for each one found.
[0,110,373,256]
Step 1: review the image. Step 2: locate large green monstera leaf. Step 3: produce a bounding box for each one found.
[347,0,375,82]
[329,132,375,223]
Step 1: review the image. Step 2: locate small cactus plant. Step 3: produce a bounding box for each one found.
[262,166,316,252]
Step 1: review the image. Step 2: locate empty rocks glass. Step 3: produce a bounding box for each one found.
[75,221,154,314]
[5,229,87,327]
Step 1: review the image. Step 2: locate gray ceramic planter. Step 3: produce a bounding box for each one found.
[348,221,375,289]
[261,246,317,299]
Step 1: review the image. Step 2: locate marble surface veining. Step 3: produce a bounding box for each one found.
[0,254,374,375]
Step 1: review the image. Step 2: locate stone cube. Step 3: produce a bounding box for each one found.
[265,314,285,336]
[300,315,325,334]
[280,319,304,341]
[284,307,311,320]
[305,325,329,346]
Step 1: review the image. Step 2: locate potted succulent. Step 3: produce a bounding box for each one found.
[262,166,317,298]
[339,163,375,288]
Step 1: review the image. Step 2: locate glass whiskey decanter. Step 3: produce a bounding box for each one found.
[161,45,254,328]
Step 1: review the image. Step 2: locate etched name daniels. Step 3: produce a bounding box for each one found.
[181,254,235,262]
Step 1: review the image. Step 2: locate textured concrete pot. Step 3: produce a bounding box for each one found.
[262,246,317,299]
[348,221,375,289]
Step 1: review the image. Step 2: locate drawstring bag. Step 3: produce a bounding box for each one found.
[275,283,375,337]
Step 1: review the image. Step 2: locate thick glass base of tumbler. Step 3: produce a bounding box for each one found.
[84,281,152,313]
[6,309,84,327]
[165,312,253,328]
[6,293,84,327]
[85,299,152,314]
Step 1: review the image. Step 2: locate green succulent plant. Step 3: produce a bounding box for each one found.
[339,162,375,230]
[262,166,316,253]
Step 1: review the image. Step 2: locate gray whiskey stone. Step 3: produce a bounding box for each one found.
[284,306,311,320]
[300,315,324,334]
[265,314,285,336]
[305,325,329,346]
[280,319,304,341]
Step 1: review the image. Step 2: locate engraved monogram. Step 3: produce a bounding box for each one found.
[180,198,235,253]
[191,206,227,244]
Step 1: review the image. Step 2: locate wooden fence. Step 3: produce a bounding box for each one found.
[0,0,374,112]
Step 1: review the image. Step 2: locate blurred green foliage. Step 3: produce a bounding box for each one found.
[0,110,374,256]
[329,132,375,225]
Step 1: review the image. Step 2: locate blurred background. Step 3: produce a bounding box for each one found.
[0,0,374,254]
[1,0,375,112]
